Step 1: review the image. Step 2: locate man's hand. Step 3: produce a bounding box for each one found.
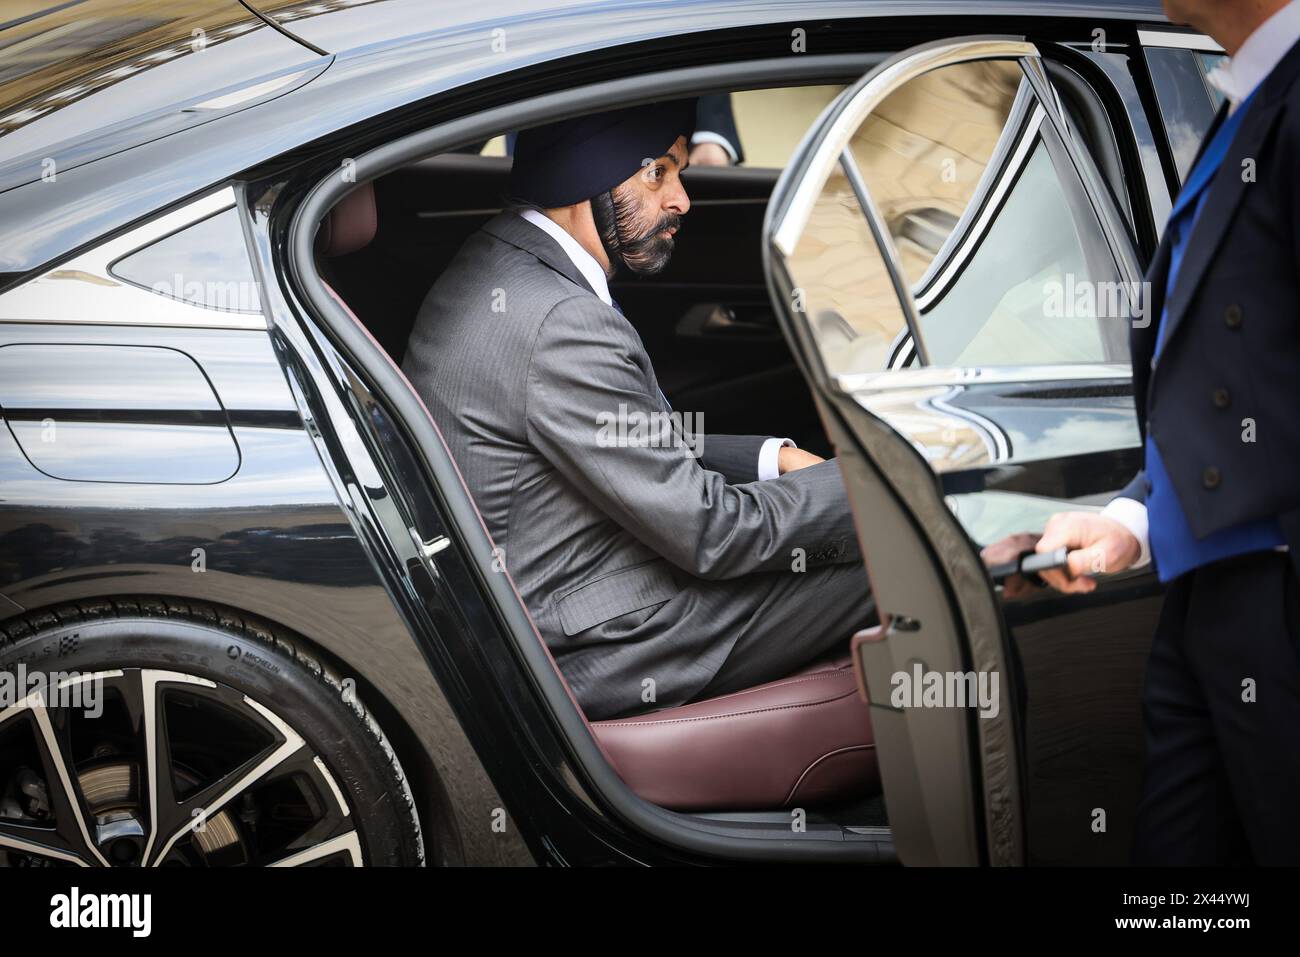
[980,532,1042,600]
[1035,512,1142,594]
[688,141,732,167]
[777,447,824,474]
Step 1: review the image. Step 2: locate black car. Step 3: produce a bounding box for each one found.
[0,0,1226,867]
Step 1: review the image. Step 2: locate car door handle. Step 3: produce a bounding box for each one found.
[986,547,1069,585]
[674,303,780,340]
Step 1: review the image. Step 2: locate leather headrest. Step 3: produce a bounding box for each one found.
[318,181,377,257]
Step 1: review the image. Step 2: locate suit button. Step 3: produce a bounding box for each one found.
[1212,387,1231,408]
[1224,304,1243,328]
[1150,356,1158,372]
[1202,466,1221,489]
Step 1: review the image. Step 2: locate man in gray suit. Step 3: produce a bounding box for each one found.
[403,99,873,719]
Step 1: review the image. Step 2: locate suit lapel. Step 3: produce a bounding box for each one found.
[1159,99,1283,347]
[1158,41,1300,350]
[481,210,598,298]
[1176,103,1229,211]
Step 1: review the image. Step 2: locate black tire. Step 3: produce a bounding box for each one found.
[0,596,424,866]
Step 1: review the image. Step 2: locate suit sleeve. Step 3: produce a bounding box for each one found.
[697,434,767,484]
[525,297,858,580]
[1117,470,1147,505]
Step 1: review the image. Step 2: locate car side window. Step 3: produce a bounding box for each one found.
[110,207,262,313]
[782,59,1132,377]
[730,85,846,168]
[1144,45,1228,182]
[0,188,266,330]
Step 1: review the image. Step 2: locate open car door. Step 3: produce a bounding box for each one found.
[764,37,1164,865]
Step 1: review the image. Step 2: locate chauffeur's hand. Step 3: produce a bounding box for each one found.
[777,447,824,474]
[1035,512,1142,594]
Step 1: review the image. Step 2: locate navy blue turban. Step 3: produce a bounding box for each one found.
[508,98,697,208]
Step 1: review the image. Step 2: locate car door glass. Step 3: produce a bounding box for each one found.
[1196,53,1229,107]
[1144,46,1228,181]
[847,59,1023,287]
[916,136,1114,366]
[782,57,1130,378]
[110,207,262,313]
[784,60,1021,374]
[783,140,912,374]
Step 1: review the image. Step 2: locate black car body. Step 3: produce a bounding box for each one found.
[0,0,1227,866]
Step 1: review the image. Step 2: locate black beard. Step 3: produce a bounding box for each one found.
[591,184,681,277]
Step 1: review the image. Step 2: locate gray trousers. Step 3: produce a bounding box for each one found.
[692,561,876,699]
[558,560,875,719]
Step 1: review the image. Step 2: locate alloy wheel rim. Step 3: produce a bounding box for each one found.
[0,668,362,867]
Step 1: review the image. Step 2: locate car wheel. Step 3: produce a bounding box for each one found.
[0,598,424,867]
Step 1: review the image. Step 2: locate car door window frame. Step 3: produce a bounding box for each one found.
[766,36,1061,867]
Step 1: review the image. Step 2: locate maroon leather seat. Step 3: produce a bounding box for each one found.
[317,182,880,812]
[317,180,378,257]
[592,655,876,811]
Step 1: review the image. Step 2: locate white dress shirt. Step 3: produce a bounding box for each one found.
[1103,1,1300,566]
[519,208,613,305]
[517,209,791,480]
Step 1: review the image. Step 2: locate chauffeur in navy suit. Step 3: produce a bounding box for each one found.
[1033,0,1300,864]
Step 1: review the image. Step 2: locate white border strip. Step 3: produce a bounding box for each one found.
[1137,29,1224,53]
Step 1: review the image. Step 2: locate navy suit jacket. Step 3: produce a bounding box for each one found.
[1119,39,1300,568]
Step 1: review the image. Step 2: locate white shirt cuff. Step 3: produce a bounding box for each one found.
[758,437,795,481]
[690,130,739,164]
[1101,496,1151,569]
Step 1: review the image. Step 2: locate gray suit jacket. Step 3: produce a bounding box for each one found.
[403,211,861,717]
